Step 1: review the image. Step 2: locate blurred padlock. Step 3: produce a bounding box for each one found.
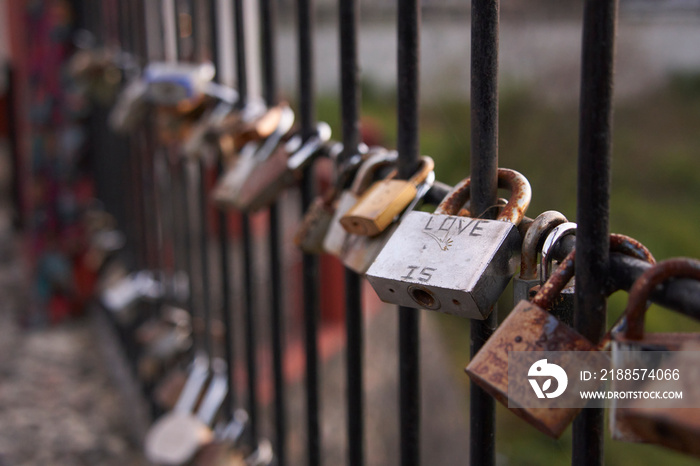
[212,106,296,205]
[144,61,216,106]
[340,156,434,237]
[465,250,596,437]
[108,77,150,133]
[216,122,331,212]
[610,258,700,452]
[366,168,531,319]
[323,148,398,256]
[337,160,434,274]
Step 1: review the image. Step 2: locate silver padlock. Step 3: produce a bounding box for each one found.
[539,222,577,325]
[512,211,568,304]
[323,148,398,256]
[333,157,434,274]
[143,61,216,106]
[366,168,531,319]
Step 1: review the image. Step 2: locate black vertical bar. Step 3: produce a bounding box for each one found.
[259,0,286,462]
[298,0,321,463]
[397,0,420,464]
[208,0,236,416]
[469,1,499,465]
[233,0,248,107]
[339,0,363,464]
[573,1,617,465]
[231,0,259,445]
[197,163,213,361]
[298,0,316,139]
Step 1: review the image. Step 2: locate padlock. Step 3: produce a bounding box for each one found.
[212,106,296,205]
[146,358,229,465]
[366,168,531,319]
[216,122,332,212]
[100,270,165,314]
[108,77,150,133]
[143,61,216,107]
[340,156,435,237]
[610,258,700,451]
[323,148,398,256]
[539,222,578,324]
[466,249,595,437]
[293,144,372,254]
[334,157,433,274]
[512,211,569,304]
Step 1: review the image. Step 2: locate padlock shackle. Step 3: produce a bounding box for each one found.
[624,258,700,340]
[531,250,575,310]
[349,149,398,195]
[434,168,531,224]
[609,233,656,265]
[520,211,569,280]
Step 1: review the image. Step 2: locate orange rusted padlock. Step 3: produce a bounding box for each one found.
[610,258,700,455]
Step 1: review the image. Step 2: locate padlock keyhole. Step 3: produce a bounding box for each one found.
[409,287,440,310]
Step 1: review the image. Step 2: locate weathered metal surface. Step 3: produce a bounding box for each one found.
[466,250,594,438]
[623,258,700,340]
[366,168,530,319]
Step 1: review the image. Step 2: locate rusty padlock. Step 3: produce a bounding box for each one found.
[466,249,594,438]
[340,155,435,237]
[610,258,700,452]
[216,122,331,212]
[335,157,433,274]
[323,148,398,256]
[513,211,569,304]
[366,168,531,319]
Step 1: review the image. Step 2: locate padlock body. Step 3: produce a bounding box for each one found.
[213,144,293,211]
[340,179,417,236]
[323,191,358,256]
[339,223,398,274]
[466,299,596,438]
[366,211,521,319]
[295,197,335,254]
[610,334,700,444]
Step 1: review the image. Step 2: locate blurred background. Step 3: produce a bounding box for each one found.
[1,0,700,465]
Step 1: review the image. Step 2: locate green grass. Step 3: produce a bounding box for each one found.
[316,76,700,465]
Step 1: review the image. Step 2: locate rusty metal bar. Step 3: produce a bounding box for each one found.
[397,0,421,463]
[573,0,618,463]
[469,0,500,464]
[259,0,286,461]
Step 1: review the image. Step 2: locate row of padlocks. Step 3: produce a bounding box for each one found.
[71,41,700,464]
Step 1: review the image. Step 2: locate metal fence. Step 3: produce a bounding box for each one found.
[70,0,700,465]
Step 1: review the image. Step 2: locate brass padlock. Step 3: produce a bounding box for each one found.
[323,148,398,256]
[334,157,433,274]
[610,258,700,452]
[340,156,435,237]
[466,249,594,438]
[366,168,531,319]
